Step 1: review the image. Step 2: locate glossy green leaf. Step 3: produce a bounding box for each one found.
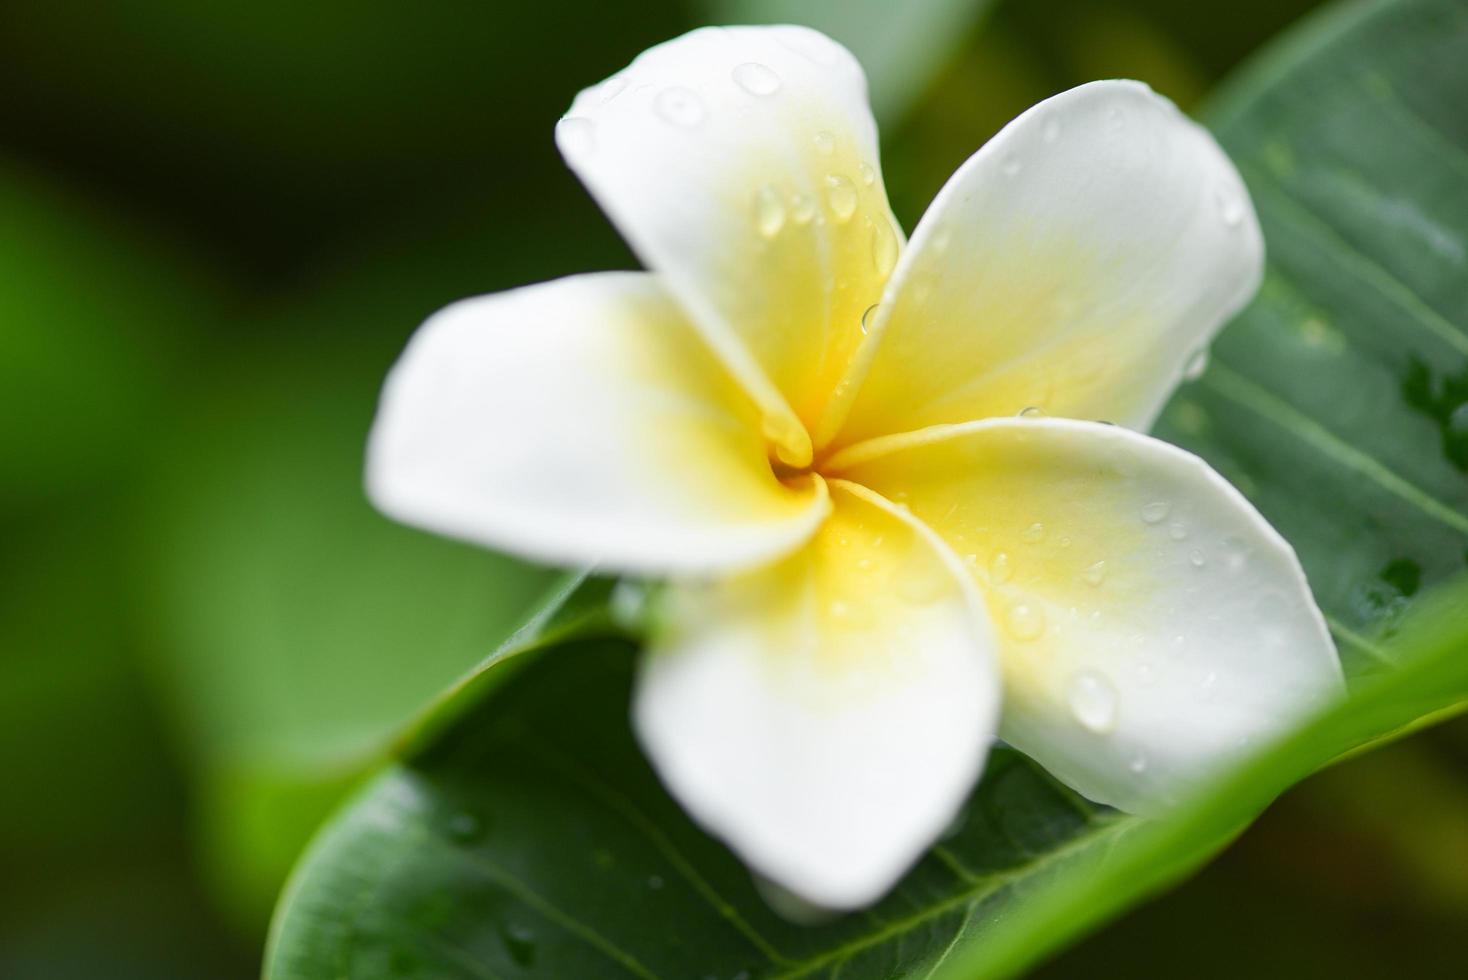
[265,0,1468,975]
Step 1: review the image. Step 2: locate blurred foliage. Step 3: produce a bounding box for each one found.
[2,0,1466,977]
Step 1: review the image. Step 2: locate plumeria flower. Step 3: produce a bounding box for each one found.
[367,26,1343,910]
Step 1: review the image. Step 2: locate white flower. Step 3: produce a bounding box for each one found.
[366,26,1343,909]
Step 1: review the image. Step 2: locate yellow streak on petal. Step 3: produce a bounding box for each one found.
[709,110,901,445]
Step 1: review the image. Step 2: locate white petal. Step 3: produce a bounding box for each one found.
[367,273,828,575]
[634,481,999,908]
[830,80,1263,448]
[829,418,1342,813]
[557,26,902,464]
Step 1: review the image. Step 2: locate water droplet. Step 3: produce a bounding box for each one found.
[1128,755,1148,774]
[790,192,816,225]
[599,75,630,103]
[1168,522,1188,541]
[1198,669,1219,701]
[824,174,857,222]
[447,810,484,843]
[857,161,876,186]
[555,116,596,157]
[1183,348,1210,381]
[610,580,650,629]
[990,551,1014,584]
[647,874,665,890]
[1082,560,1107,586]
[1001,155,1021,177]
[1018,405,1044,418]
[1190,550,1207,568]
[753,184,785,239]
[1042,119,1061,142]
[1215,183,1245,227]
[732,61,781,96]
[813,130,836,155]
[1006,601,1045,641]
[1221,535,1249,572]
[1067,670,1119,733]
[500,922,537,967]
[655,86,706,126]
[1140,501,1170,524]
[872,221,898,276]
[1020,522,1045,543]
[860,304,878,335]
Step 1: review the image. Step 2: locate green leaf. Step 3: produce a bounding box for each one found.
[1155,0,1468,678]
[265,0,1468,975]
[0,159,228,504]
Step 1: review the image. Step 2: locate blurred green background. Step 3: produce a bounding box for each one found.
[4,0,1465,976]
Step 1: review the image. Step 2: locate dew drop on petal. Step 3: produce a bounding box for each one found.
[813,130,836,155]
[599,75,630,103]
[1005,601,1046,641]
[1183,348,1210,381]
[1020,522,1045,543]
[857,160,876,186]
[753,184,785,239]
[1140,500,1170,524]
[732,61,781,96]
[655,86,706,126]
[1198,669,1220,702]
[1082,560,1107,586]
[1067,670,1119,733]
[1190,549,1207,568]
[1128,755,1148,774]
[859,304,878,335]
[1169,521,1188,541]
[1018,405,1044,418]
[1215,183,1245,227]
[990,551,1014,584]
[790,192,816,225]
[555,117,596,158]
[1000,155,1021,177]
[824,174,857,222]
